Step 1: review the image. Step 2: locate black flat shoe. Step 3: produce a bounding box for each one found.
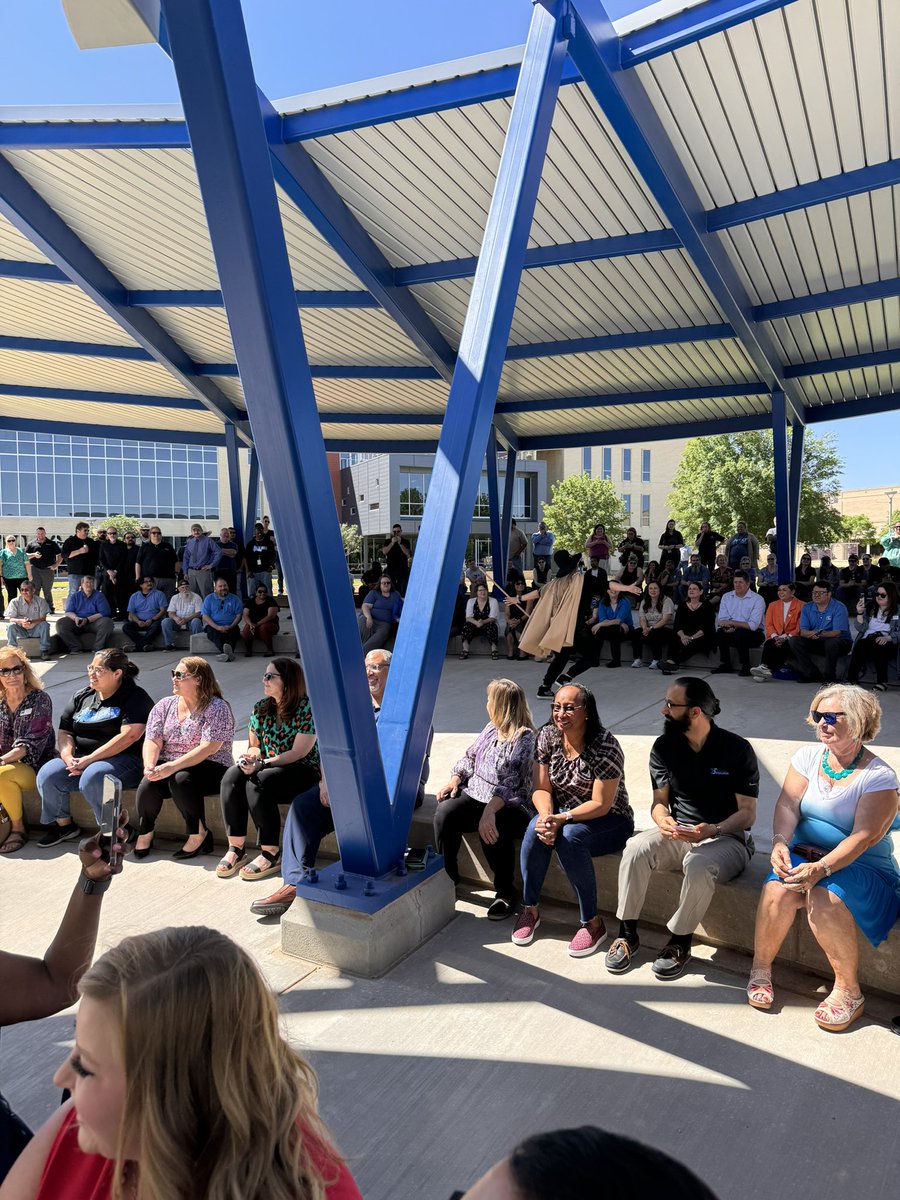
[173,830,214,860]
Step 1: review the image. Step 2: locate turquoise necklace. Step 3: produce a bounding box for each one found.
[822,746,865,781]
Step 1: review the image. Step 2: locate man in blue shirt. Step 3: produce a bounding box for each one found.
[180,523,221,598]
[56,575,114,653]
[201,577,243,661]
[122,576,168,651]
[531,520,555,560]
[788,580,851,683]
[675,552,710,603]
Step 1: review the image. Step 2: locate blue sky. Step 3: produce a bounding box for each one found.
[1,0,896,490]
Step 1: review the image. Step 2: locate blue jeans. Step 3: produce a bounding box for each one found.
[122,618,162,650]
[6,621,51,652]
[37,752,144,825]
[282,783,333,884]
[67,573,83,596]
[521,810,633,922]
[160,615,203,645]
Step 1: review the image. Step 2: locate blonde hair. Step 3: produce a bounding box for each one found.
[176,655,225,711]
[807,684,882,744]
[79,927,338,1200]
[486,678,534,741]
[0,645,42,695]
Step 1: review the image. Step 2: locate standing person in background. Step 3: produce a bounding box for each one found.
[262,514,283,595]
[97,527,130,619]
[382,523,412,595]
[246,522,277,596]
[137,524,151,546]
[725,521,760,570]
[180,522,221,599]
[214,526,240,594]
[695,521,725,573]
[617,527,645,568]
[59,522,98,596]
[507,519,528,573]
[121,532,139,588]
[1,535,30,606]
[583,523,610,572]
[135,525,178,600]
[880,519,900,580]
[24,528,61,613]
[657,519,684,566]
[531,520,555,563]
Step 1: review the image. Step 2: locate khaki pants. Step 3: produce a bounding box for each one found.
[616,826,751,936]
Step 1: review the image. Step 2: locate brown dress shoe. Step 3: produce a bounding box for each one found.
[249,883,296,917]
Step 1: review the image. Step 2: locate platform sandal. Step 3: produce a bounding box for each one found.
[746,968,774,1010]
[814,986,864,1032]
[239,849,282,881]
[216,844,248,878]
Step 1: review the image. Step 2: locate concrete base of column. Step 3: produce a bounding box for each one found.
[281,858,456,978]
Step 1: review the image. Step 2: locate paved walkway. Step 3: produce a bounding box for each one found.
[2,651,899,1198]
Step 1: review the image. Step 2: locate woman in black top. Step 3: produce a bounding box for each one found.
[793,552,816,601]
[695,522,725,572]
[662,582,717,674]
[98,526,132,618]
[241,587,280,657]
[35,648,153,841]
[617,528,645,567]
[532,556,551,588]
[504,577,534,660]
[657,519,684,559]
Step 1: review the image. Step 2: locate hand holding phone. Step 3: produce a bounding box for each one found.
[99,774,123,870]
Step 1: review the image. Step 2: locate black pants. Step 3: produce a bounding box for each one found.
[433,792,530,900]
[568,625,625,675]
[847,636,896,685]
[462,621,499,646]
[219,761,320,846]
[135,760,228,835]
[787,635,851,683]
[760,638,793,671]
[716,627,764,669]
[632,626,672,663]
[205,625,240,653]
[2,578,23,607]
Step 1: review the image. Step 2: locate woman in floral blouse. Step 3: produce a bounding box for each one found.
[0,646,55,854]
[217,658,320,880]
[133,657,234,860]
[512,683,634,958]
[434,679,535,919]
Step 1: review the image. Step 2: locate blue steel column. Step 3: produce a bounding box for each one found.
[485,428,504,590]
[223,421,244,536]
[243,446,260,543]
[378,0,569,853]
[788,421,805,569]
[501,446,518,573]
[158,0,392,876]
[771,390,793,582]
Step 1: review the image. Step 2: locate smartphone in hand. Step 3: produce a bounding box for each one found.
[99,774,123,870]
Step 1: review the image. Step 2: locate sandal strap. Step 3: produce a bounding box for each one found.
[257,848,280,866]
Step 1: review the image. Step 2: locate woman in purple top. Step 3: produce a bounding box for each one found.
[434,680,536,919]
[583,523,611,569]
[0,646,55,854]
[357,575,403,654]
[134,657,234,860]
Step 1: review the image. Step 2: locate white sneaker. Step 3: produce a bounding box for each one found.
[216,652,229,662]
[631,659,643,668]
[649,660,659,670]
[750,664,772,680]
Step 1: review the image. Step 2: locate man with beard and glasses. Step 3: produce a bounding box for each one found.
[605,677,759,980]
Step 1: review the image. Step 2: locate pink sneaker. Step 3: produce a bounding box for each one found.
[568,919,608,958]
[511,907,540,946]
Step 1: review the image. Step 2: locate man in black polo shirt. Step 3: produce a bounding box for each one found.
[135,526,179,600]
[606,677,758,979]
[25,527,61,611]
[382,524,412,596]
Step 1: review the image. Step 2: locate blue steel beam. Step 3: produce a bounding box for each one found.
[159,0,394,875]
[0,154,250,442]
[496,381,765,414]
[568,1,806,428]
[322,439,439,453]
[788,419,804,567]
[504,322,732,360]
[771,390,793,580]
[708,159,900,232]
[379,0,570,846]
[754,277,900,323]
[621,1,799,68]
[129,288,377,308]
[0,382,205,410]
[0,121,189,150]
[0,259,68,283]
[485,428,505,592]
[803,394,900,423]
[501,445,518,579]
[243,446,260,543]
[223,421,244,537]
[784,348,900,379]
[517,411,772,450]
[0,415,224,445]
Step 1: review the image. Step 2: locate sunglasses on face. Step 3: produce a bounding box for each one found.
[810,710,845,726]
[0,665,24,676]
[876,591,887,598]
[171,670,196,681]
[262,672,280,682]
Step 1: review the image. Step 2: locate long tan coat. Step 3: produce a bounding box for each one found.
[518,573,583,657]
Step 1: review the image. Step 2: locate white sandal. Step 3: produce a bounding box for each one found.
[747,968,774,1010]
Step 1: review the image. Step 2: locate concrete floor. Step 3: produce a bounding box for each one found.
[2,649,899,1198]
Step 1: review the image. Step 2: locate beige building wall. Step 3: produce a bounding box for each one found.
[537,438,689,547]
[834,485,900,530]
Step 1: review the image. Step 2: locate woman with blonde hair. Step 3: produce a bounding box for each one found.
[0,647,55,855]
[0,926,361,1200]
[434,679,536,919]
[133,657,234,860]
[747,685,899,1031]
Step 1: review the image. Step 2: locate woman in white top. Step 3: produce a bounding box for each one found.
[748,685,899,1031]
[630,581,674,669]
[460,583,501,661]
[848,580,899,691]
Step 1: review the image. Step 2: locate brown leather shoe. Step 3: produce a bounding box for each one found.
[249,884,296,918]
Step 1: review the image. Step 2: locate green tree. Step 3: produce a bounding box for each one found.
[91,515,142,538]
[838,513,877,545]
[542,473,628,554]
[340,522,362,562]
[399,487,424,517]
[667,430,843,550]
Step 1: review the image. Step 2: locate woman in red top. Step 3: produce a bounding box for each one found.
[1,927,361,1200]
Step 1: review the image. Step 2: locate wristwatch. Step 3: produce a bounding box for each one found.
[80,873,111,896]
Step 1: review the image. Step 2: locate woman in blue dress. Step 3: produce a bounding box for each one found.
[747,685,899,1031]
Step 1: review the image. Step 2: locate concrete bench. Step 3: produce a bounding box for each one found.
[189,630,299,657]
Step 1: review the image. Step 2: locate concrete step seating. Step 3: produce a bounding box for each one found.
[20,787,899,999]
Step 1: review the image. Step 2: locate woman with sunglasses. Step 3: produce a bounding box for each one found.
[0,647,55,855]
[848,581,900,691]
[133,657,234,859]
[217,658,319,880]
[1,536,30,607]
[512,684,633,957]
[1,926,361,1200]
[241,585,280,657]
[748,685,899,1030]
[36,649,153,847]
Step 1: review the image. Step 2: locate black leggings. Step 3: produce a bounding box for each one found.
[219,761,321,846]
[567,626,626,675]
[433,791,530,900]
[135,760,228,835]
[848,636,896,685]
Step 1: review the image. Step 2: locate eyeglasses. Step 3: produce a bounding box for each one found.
[171,669,196,681]
[150,530,161,536]
[262,672,281,682]
[0,665,24,676]
[551,703,583,714]
[663,699,691,709]
[86,666,108,675]
[4,538,15,543]
[810,709,845,726]
[106,532,117,537]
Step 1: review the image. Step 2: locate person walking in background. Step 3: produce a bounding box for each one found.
[24,527,61,612]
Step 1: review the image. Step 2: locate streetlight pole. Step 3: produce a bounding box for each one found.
[886,490,898,527]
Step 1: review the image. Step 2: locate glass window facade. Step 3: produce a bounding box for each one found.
[339,452,377,468]
[621,448,631,481]
[601,447,612,480]
[621,493,631,516]
[399,470,429,517]
[400,469,534,520]
[641,449,651,483]
[640,493,651,528]
[0,430,219,520]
